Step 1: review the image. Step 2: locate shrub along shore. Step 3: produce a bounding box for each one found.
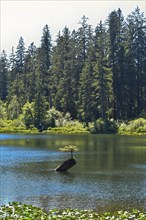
[0,117,146,135]
[0,202,145,220]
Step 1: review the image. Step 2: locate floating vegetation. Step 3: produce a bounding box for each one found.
[0,202,146,219]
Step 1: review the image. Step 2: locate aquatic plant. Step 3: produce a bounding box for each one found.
[0,202,145,220]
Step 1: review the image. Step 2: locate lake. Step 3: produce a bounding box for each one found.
[0,133,146,212]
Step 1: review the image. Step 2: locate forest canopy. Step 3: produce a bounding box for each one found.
[0,7,146,131]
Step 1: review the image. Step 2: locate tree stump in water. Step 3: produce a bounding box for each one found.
[55,158,76,171]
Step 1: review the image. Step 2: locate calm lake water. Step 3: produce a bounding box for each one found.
[0,133,146,212]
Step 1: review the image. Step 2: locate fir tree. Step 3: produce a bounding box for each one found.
[0,50,8,100]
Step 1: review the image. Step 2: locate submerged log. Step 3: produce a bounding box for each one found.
[55,158,76,171]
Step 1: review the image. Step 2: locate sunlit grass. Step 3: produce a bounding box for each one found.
[47,125,89,134]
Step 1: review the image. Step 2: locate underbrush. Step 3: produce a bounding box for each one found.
[0,118,146,135]
[0,119,38,134]
[90,118,118,134]
[47,121,89,134]
[118,118,146,134]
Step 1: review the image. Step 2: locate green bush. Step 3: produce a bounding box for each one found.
[0,100,7,119]
[0,118,30,133]
[47,123,88,134]
[44,107,74,129]
[119,118,146,134]
[94,118,118,133]
[22,101,34,128]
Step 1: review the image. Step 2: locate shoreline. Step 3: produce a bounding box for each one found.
[1,117,146,135]
[0,128,145,135]
[0,131,146,135]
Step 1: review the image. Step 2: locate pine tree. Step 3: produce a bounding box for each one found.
[0,50,8,100]
[50,30,66,111]
[41,24,51,70]
[9,47,16,81]
[15,36,26,75]
[57,27,76,115]
[108,8,126,119]
[126,7,146,116]
[78,62,94,123]
[7,95,21,119]
[78,39,96,123]
[124,16,137,118]
[93,21,112,120]
[77,15,92,62]
[39,24,52,103]
[33,87,48,131]
[7,37,26,108]
[51,27,79,118]
[24,42,37,102]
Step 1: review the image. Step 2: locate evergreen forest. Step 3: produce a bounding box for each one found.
[0,7,146,132]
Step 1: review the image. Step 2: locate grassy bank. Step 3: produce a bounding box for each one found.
[0,202,145,220]
[46,125,89,134]
[0,118,89,134]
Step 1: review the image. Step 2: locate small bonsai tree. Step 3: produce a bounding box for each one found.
[55,145,79,171]
[59,145,79,158]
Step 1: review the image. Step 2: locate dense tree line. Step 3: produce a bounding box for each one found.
[0,7,146,130]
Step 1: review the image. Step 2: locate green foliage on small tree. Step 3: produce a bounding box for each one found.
[59,145,79,158]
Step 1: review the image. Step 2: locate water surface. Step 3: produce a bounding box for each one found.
[0,133,146,212]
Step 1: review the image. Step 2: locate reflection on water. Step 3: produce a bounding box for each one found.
[0,134,146,212]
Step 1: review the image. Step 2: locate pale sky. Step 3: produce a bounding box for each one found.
[1,0,146,55]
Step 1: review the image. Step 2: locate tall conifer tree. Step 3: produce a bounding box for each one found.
[93,21,112,120]
[39,24,52,103]
[108,9,126,119]
[126,7,146,116]
[0,50,8,100]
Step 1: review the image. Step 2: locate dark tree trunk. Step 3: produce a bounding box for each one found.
[55,158,76,172]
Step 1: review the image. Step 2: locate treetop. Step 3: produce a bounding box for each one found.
[59,145,79,152]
